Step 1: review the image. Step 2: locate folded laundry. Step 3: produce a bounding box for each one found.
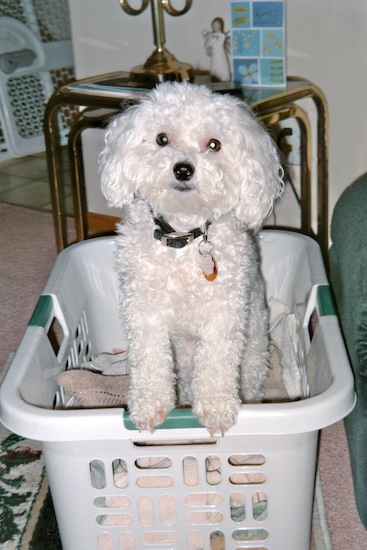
[57,298,302,409]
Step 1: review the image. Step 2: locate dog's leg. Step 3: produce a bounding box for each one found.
[240,276,270,403]
[191,313,243,435]
[172,337,197,406]
[128,326,176,432]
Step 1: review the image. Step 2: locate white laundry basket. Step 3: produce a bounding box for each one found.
[0,0,74,159]
[0,231,355,550]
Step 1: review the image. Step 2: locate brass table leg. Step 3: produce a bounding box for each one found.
[44,96,69,252]
[68,108,121,243]
[255,79,329,258]
[261,103,312,240]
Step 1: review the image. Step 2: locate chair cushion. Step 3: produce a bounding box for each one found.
[329,172,367,529]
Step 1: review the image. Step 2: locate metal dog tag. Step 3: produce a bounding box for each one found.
[198,227,217,281]
[198,253,217,281]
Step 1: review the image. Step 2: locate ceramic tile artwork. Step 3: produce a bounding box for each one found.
[230,1,286,87]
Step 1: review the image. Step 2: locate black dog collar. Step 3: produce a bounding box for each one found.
[153,215,210,249]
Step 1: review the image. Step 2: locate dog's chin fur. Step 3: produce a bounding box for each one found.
[151,188,211,221]
[99,81,284,435]
[151,188,232,229]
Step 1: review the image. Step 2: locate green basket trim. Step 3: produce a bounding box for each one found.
[317,285,336,317]
[123,408,203,431]
[29,295,53,328]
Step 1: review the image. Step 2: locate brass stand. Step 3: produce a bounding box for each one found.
[120,0,193,82]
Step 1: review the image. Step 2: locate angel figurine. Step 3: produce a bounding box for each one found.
[202,17,231,82]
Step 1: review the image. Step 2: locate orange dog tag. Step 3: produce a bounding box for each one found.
[199,253,218,281]
[198,228,217,281]
[204,257,217,281]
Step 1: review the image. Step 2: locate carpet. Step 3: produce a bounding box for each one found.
[0,423,61,550]
[0,203,332,549]
[0,203,60,372]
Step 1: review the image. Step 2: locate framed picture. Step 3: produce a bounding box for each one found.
[230,1,286,87]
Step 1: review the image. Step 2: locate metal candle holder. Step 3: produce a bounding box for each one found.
[119,0,193,82]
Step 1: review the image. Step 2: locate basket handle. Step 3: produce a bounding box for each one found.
[303,285,336,351]
[29,294,68,361]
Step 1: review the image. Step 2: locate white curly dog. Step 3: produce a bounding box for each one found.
[100,82,283,435]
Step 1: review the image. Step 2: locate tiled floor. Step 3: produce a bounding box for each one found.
[0,150,73,214]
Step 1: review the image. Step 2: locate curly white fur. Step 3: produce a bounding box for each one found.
[99,82,283,434]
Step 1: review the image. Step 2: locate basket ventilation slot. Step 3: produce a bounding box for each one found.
[89,453,268,549]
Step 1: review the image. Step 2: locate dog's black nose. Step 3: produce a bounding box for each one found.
[173,162,195,182]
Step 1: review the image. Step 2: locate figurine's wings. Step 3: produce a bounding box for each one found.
[202,30,212,57]
[224,31,231,55]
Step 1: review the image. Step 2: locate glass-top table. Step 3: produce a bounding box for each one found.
[44,72,328,258]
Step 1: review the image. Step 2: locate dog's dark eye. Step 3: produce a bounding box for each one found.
[156,133,169,146]
[207,138,221,152]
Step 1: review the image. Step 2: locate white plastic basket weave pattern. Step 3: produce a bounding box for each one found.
[0,0,74,159]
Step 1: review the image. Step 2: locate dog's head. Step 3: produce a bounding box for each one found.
[100,82,283,231]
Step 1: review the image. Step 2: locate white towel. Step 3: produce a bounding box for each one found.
[268,297,302,399]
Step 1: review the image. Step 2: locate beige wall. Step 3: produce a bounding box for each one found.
[68,0,367,223]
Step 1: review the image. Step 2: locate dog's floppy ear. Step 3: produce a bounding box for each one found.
[99,107,139,208]
[234,106,284,231]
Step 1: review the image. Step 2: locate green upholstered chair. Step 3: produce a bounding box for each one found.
[329,172,367,530]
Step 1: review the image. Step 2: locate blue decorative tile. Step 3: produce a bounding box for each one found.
[230,0,286,87]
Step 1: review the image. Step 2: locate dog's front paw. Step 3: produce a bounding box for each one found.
[129,396,174,433]
[194,398,240,436]
[130,408,166,433]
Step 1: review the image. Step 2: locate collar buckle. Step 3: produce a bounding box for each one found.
[160,231,194,248]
